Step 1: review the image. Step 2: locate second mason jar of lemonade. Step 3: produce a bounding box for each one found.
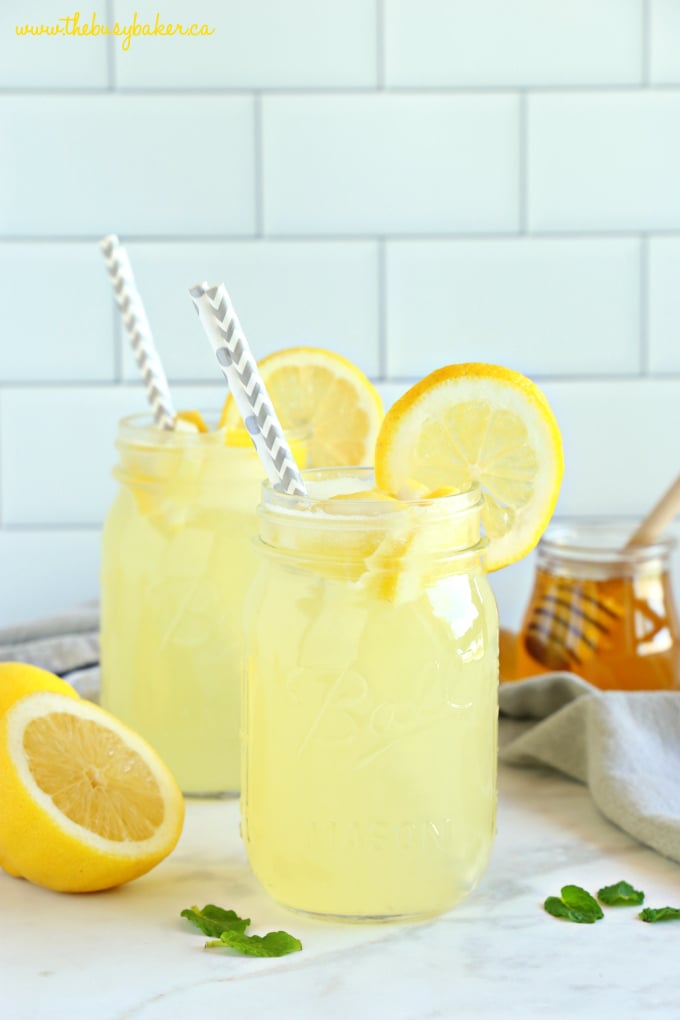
[242,468,499,920]
[100,413,265,797]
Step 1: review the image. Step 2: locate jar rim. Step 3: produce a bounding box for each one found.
[261,466,483,517]
[117,410,226,448]
[116,411,307,451]
[539,517,676,566]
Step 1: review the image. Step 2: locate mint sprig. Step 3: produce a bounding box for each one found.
[544,885,603,924]
[206,930,302,957]
[639,906,680,923]
[597,881,644,907]
[181,903,302,958]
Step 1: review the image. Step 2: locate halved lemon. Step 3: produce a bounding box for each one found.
[0,692,184,892]
[219,347,384,467]
[374,363,564,572]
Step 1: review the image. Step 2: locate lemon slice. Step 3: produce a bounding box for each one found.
[374,363,564,572]
[0,692,184,892]
[219,347,384,467]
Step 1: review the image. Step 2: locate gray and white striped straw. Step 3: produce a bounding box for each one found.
[189,281,307,496]
[100,234,176,430]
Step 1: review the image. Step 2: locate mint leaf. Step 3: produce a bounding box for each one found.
[639,906,680,923]
[544,895,600,924]
[560,885,603,920]
[544,886,603,924]
[206,930,303,958]
[597,881,644,907]
[181,904,250,937]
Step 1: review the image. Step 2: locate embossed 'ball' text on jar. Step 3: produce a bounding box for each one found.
[241,468,499,921]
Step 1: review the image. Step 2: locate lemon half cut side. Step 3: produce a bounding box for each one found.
[0,692,185,893]
[374,363,564,572]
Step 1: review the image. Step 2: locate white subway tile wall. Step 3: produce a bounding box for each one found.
[119,242,380,380]
[650,0,680,83]
[384,0,643,87]
[0,0,679,628]
[262,94,520,234]
[385,239,641,377]
[528,92,680,231]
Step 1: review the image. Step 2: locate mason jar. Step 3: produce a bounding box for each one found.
[513,519,680,690]
[100,413,267,797]
[241,467,499,920]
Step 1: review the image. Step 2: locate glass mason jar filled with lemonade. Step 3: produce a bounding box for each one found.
[100,413,275,797]
[241,468,499,920]
[99,347,383,798]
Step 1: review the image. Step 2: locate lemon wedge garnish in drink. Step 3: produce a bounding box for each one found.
[175,409,209,433]
[219,346,383,467]
[374,363,564,572]
[0,691,184,892]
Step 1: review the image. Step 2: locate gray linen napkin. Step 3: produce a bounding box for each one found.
[500,674,680,865]
[0,603,101,702]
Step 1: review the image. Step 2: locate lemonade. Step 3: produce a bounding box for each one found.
[242,469,499,919]
[100,414,264,796]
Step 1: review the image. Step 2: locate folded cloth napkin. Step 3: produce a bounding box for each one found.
[0,603,100,702]
[499,674,680,865]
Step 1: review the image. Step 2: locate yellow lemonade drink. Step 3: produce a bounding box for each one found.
[242,468,499,920]
[100,414,264,796]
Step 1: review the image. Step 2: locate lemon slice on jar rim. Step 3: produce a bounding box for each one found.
[374,363,564,572]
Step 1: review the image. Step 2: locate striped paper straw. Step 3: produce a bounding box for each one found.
[100,234,176,430]
[189,282,307,496]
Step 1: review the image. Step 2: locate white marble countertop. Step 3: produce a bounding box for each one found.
[3,759,680,1020]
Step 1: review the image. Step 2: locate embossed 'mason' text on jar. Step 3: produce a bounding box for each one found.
[241,468,499,921]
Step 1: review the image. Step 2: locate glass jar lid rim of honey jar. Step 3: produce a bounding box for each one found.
[537,517,675,579]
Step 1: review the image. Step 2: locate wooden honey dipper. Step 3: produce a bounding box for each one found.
[523,473,680,673]
[624,473,680,549]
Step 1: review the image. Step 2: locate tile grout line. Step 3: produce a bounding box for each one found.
[518,91,528,234]
[105,0,116,90]
[3,230,680,243]
[640,236,650,374]
[5,84,680,97]
[377,239,387,379]
[2,373,680,390]
[253,92,264,237]
[642,0,651,86]
[376,0,385,90]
